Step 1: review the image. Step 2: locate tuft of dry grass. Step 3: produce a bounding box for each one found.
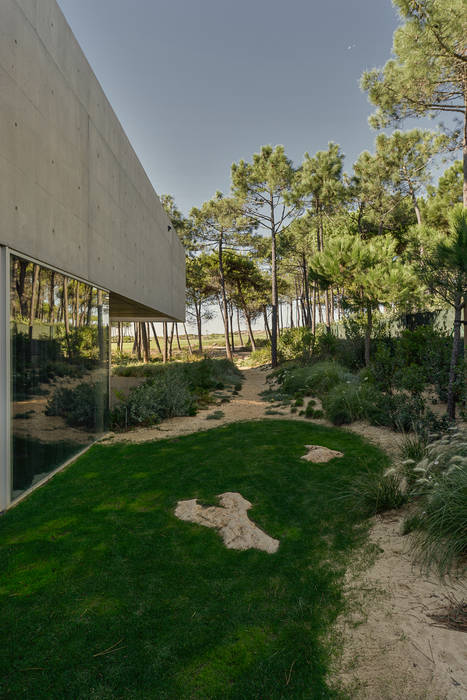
[429,594,467,632]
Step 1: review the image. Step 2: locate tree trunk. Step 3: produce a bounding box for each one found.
[175,323,181,351]
[312,284,317,334]
[462,100,467,399]
[162,322,168,363]
[270,213,278,367]
[410,186,422,226]
[289,301,294,329]
[63,278,70,350]
[86,287,93,325]
[169,323,175,360]
[237,309,244,346]
[325,288,331,332]
[117,322,121,352]
[264,306,271,342]
[16,259,29,317]
[97,289,105,362]
[150,322,162,355]
[141,322,150,362]
[245,312,256,351]
[218,236,233,361]
[28,264,40,359]
[229,305,235,352]
[36,270,42,321]
[447,300,462,420]
[195,303,203,352]
[365,305,373,367]
[302,254,311,327]
[183,323,193,355]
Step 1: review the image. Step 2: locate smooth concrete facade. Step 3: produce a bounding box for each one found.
[0,0,185,321]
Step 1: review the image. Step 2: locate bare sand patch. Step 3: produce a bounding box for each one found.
[175,492,279,553]
[339,511,467,699]
[301,444,344,463]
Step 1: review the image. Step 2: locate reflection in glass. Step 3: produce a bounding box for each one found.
[10,254,109,500]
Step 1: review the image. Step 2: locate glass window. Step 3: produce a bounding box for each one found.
[10,254,109,500]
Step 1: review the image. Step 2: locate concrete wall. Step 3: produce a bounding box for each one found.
[0,0,185,320]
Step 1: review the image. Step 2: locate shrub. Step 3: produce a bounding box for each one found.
[113,358,242,392]
[277,361,353,399]
[112,373,194,429]
[305,403,324,419]
[277,327,315,363]
[206,410,225,420]
[249,346,271,366]
[46,382,106,429]
[322,381,385,426]
[386,393,426,432]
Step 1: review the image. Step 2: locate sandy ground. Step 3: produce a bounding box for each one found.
[108,366,403,454]
[107,366,467,699]
[339,512,467,699]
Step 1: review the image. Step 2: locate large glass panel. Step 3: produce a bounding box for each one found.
[10,254,109,500]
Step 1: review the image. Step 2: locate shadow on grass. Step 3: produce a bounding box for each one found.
[0,420,389,699]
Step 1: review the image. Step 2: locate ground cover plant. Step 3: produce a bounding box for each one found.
[0,420,388,699]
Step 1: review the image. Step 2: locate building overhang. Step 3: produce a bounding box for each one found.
[109,292,183,322]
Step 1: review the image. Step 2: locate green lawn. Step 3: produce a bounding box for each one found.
[0,421,388,699]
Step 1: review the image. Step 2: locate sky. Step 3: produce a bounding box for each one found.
[56,0,408,215]
[55,0,447,334]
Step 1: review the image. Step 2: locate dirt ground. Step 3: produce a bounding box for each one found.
[107,365,467,699]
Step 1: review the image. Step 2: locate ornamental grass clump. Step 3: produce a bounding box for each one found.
[336,469,407,518]
[404,430,467,576]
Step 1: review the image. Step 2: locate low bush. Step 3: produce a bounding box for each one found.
[305,403,324,419]
[277,360,353,399]
[113,358,242,390]
[206,410,225,420]
[112,373,194,429]
[111,359,241,430]
[277,327,315,363]
[322,381,386,426]
[46,382,106,429]
[248,346,271,366]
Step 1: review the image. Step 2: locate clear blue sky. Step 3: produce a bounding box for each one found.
[57,0,412,217]
[56,0,449,334]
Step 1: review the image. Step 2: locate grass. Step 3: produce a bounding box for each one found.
[0,420,389,699]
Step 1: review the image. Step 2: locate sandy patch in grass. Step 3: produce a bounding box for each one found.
[301,444,344,463]
[175,492,279,553]
[339,510,467,699]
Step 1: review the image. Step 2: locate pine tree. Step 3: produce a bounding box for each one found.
[231,146,300,367]
[310,235,419,364]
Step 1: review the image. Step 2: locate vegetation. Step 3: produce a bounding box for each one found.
[46,382,107,430]
[0,421,388,698]
[112,359,242,430]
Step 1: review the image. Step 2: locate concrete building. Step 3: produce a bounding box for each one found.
[0,0,186,510]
